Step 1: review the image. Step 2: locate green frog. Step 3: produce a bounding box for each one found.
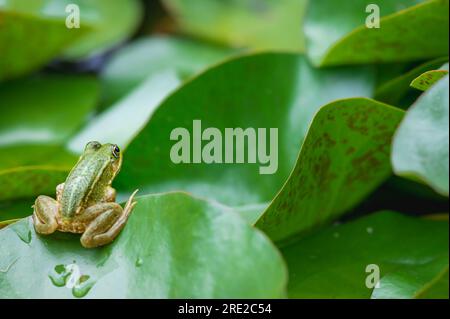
[32,141,138,248]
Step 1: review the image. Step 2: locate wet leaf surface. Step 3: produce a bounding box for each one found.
[0,193,287,298]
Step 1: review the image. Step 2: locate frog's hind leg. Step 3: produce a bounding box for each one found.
[80,190,138,248]
[33,195,59,235]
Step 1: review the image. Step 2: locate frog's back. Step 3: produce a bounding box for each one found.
[60,154,109,218]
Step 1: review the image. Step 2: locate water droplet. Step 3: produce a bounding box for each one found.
[55,264,66,274]
[366,227,374,235]
[72,275,95,298]
[135,257,143,267]
[24,231,32,243]
[48,264,72,287]
[48,263,95,298]
[12,223,32,244]
[333,232,340,238]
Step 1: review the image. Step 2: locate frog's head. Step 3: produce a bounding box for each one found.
[61,141,123,217]
[83,141,122,180]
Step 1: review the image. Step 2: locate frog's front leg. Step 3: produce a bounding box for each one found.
[33,195,59,235]
[80,190,138,248]
[56,183,64,202]
[105,186,116,202]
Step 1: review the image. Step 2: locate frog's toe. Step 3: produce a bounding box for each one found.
[124,189,139,212]
[80,203,126,248]
[33,195,58,235]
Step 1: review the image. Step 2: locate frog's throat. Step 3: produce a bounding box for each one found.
[60,157,110,218]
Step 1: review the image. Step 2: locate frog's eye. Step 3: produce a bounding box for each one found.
[86,141,101,151]
[112,145,120,158]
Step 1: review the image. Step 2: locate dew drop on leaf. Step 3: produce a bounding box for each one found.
[48,264,70,287]
[72,275,95,298]
[135,257,143,267]
[10,222,32,244]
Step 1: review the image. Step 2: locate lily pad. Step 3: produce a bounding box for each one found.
[281,211,449,298]
[0,74,97,202]
[115,53,375,207]
[415,270,449,298]
[0,192,287,298]
[0,199,36,224]
[68,72,180,153]
[69,37,237,152]
[392,75,449,196]
[255,99,405,242]
[375,57,448,106]
[0,218,20,229]
[62,0,143,59]
[0,145,77,202]
[0,0,142,80]
[0,4,87,80]
[0,74,99,147]
[410,63,449,91]
[100,36,236,106]
[162,0,307,51]
[305,0,449,66]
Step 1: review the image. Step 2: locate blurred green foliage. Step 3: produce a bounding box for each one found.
[0,0,448,299]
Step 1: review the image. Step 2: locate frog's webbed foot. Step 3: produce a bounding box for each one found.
[33,195,59,235]
[80,190,138,248]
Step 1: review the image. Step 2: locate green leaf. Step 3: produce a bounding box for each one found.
[0,0,142,79]
[410,63,449,91]
[0,167,68,202]
[68,73,180,153]
[163,0,307,51]
[0,199,35,223]
[256,99,405,242]
[100,36,236,106]
[0,74,99,146]
[69,37,238,152]
[281,211,449,298]
[62,0,143,59]
[0,145,77,202]
[415,269,449,299]
[0,219,19,229]
[392,75,449,196]
[0,74,97,202]
[0,192,287,298]
[115,53,375,207]
[375,57,448,106]
[0,4,87,80]
[371,256,449,298]
[305,0,449,66]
